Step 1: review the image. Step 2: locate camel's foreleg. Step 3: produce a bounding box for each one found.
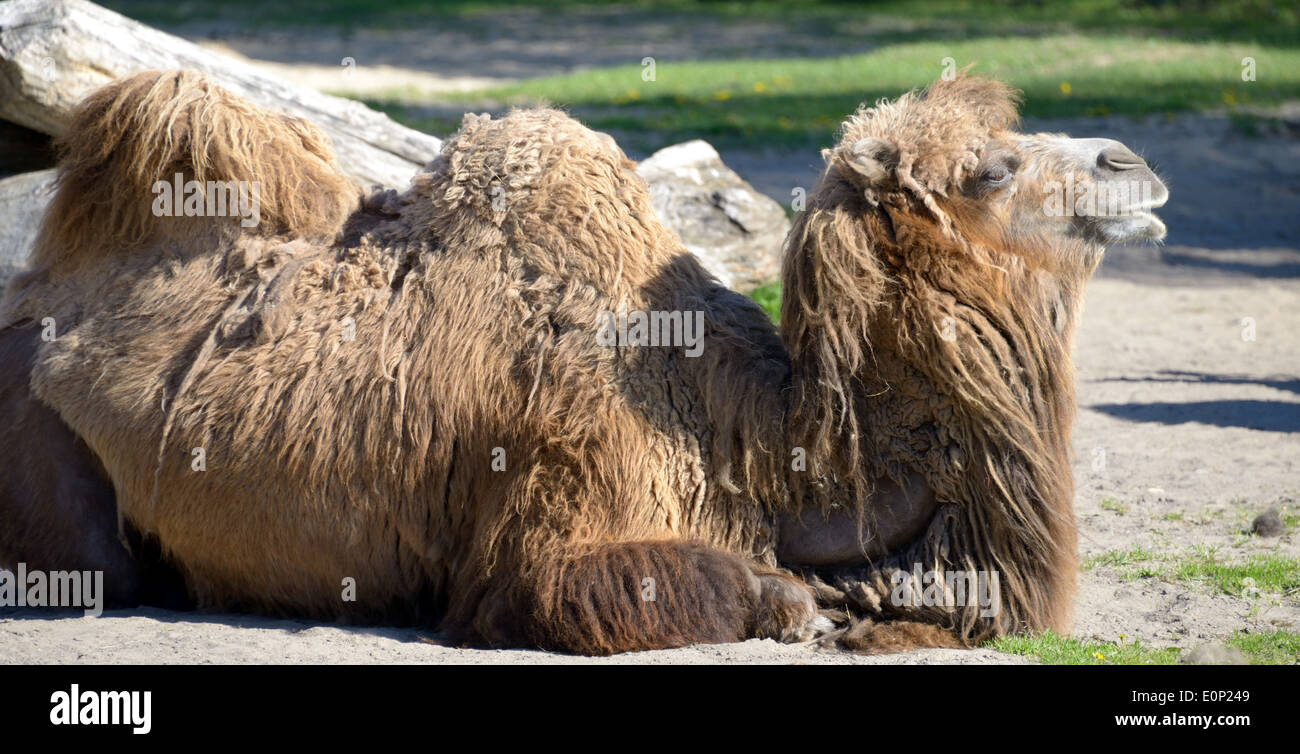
[517,540,827,655]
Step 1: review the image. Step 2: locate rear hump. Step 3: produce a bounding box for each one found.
[31,70,356,271]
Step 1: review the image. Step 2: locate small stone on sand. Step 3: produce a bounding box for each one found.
[1181,644,1249,665]
[1250,509,1284,538]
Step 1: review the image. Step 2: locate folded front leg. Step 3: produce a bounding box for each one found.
[520,540,825,655]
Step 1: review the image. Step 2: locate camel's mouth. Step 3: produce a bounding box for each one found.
[1075,175,1169,245]
[1094,202,1168,244]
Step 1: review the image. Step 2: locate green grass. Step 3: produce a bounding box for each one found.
[103,1,1300,152]
[992,629,1300,665]
[749,282,782,324]
[1082,544,1160,573]
[420,36,1300,151]
[1084,544,1300,597]
[1100,497,1128,515]
[360,102,467,144]
[1173,550,1300,597]
[991,630,1180,664]
[1224,630,1300,665]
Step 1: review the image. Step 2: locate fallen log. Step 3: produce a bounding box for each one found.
[0,0,441,188]
[0,169,54,287]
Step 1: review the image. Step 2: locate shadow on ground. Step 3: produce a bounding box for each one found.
[1099,370,1300,396]
[1090,399,1300,432]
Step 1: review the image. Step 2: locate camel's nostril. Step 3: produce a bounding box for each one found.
[1097,146,1147,171]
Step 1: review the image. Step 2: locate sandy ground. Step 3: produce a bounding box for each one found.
[0,611,1032,665]
[2,17,1297,665]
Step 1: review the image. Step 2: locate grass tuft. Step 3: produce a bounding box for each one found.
[1084,544,1300,597]
[748,282,782,324]
[1082,544,1159,572]
[1224,630,1300,665]
[991,630,1180,665]
[1174,549,1300,597]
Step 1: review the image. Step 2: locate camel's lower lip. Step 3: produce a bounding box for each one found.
[1132,210,1167,240]
[1101,210,1166,243]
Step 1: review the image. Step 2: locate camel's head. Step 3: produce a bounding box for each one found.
[780,77,1162,591]
[827,75,1168,276]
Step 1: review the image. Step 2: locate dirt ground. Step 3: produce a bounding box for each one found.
[2,23,1297,665]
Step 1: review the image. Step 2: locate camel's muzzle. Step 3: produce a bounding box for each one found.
[1072,138,1170,243]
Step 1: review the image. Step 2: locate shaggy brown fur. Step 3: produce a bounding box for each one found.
[27,70,354,277]
[2,71,816,654]
[783,77,1095,643]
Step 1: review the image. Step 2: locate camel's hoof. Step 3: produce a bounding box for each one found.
[752,572,826,643]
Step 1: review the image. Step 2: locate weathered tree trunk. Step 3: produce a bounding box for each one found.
[0,169,53,286]
[0,0,442,189]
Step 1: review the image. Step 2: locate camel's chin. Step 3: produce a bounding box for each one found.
[1100,211,1167,244]
[1132,211,1168,241]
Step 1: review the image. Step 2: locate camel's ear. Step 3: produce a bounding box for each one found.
[842,137,900,189]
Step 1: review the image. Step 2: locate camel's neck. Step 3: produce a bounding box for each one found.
[778,199,1084,636]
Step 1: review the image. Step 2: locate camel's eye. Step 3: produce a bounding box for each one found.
[983,165,1013,185]
[964,157,1018,197]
